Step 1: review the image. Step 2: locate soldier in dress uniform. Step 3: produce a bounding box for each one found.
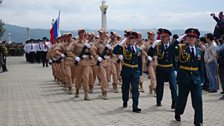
[148,28,177,109]
[67,29,95,101]
[172,28,203,126]
[113,31,142,113]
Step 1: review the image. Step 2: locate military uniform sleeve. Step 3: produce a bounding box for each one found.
[148,46,156,57]
[113,45,123,55]
[66,41,77,59]
[53,45,63,57]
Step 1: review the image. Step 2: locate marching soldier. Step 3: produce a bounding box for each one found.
[87,32,98,93]
[94,29,113,100]
[113,31,142,113]
[148,29,177,109]
[53,34,73,93]
[108,31,119,93]
[115,35,122,84]
[53,36,67,86]
[146,31,157,95]
[67,29,95,100]
[172,29,203,126]
[136,32,146,92]
[47,37,60,81]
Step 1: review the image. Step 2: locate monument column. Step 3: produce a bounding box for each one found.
[100,0,108,30]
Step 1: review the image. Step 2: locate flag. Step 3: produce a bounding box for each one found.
[50,11,61,44]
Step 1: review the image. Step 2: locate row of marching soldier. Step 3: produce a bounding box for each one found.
[46,26,224,126]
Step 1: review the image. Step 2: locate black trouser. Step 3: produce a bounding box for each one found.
[25,53,29,62]
[29,52,35,63]
[36,51,42,63]
[2,56,7,71]
[175,80,203,125]
[156,67,177,104]
[41,51,48,67]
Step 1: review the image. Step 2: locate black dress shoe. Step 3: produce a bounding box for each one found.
[157,102,162,106]
[175,114,181,121]
[133,108,141,113]
[194,123,203,126]
[171,102,175,109]
[123,102,127,108]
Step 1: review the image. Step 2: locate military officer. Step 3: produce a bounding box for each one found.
[148,28,177,109]
[172,28,203,126]
[113,31,142,113]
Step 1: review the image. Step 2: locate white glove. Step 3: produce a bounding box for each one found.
[147,56,153,62]
[119,38,127,46]
[177,34,187,42]
[105,43,112,49]
[61,54,65,58]
[97,57,103,62]
[118,55,123,60]
[151,40,160,48]
[75,57,81,62]
[52,58,57,61]
[84,43,91,48]
[49,59,53,63]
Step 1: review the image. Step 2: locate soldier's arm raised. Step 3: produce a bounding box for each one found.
[113,38,127,55]
[169,34,187,50]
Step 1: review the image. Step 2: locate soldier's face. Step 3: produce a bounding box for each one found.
[161,35,169,43]
[129,38,136,45]
[79,32,86,39]
[148,34,155,40]
[99,33,106,39]
[186,36,197,45]
[137,35,142,41]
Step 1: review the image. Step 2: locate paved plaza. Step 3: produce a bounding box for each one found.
[0,57,223,126]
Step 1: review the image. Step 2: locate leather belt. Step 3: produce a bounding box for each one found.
[157,64,173,68]
[123,62,138,68]
[179,65,198,71]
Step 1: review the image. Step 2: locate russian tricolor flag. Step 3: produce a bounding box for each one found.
[50,11,61,44]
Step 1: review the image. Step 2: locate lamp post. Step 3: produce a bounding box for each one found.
[8,32,11,44]
[100,0,108,30]
[26,27,30,40]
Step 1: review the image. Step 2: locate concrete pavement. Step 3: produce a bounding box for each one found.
[0,56,223,126]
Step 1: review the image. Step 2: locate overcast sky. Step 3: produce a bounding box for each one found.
[0,0,223,31]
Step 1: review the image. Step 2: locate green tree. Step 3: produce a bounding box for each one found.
[0,19,5,41]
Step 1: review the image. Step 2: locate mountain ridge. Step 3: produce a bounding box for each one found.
[2,24,212,43]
